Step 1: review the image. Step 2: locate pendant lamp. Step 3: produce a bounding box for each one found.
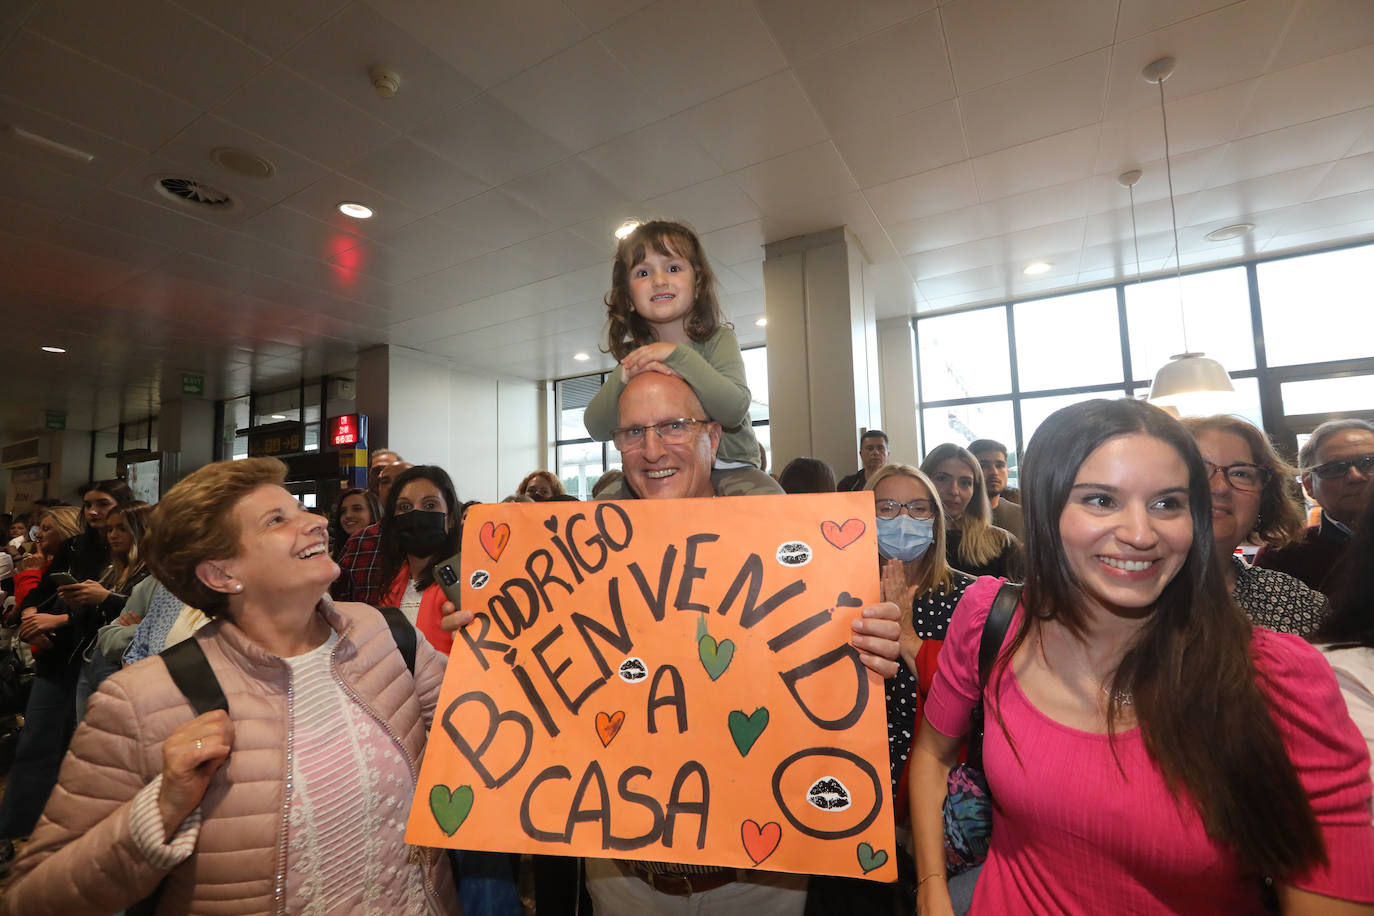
[1140,57,1235,412]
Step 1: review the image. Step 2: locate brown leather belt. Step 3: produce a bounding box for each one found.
[626,862,738,897]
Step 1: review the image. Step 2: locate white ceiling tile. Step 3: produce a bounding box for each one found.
[832,98,968,189]
[1104,1,1291,113]
[1312,150,1374,200]
[283,174,424,239]
[1085,147,1223,214]
[980,180,1094,234]
[1095,81,1254,172]
[342,137,487,217]
[961,50,1109,156]
[866,161,980,224]
[644,176,762,233]
[793,12,953,135]
[1235,45,1374,139]
[505,230,608,280]
[0,198,174,270]
[731,142,858,211]
[401,247,539,305]
[887,206,989,255]
[1262,218,1374,257]
[492,39,656,153]
[600,0,787,113]
[1214,108,1374,185]
[563,0,655,30]
[280,2,482,132]
[153,114,330,205]
[755,0,932,64]
[1269,0,1374,71]
[0,31,200,151]
[216,65,397,170]
[970,125,1100,199]
[28,0,269,109]
[942,0,1117,93]
[1184,164,1331,227]
[236,204,358,260]
[374,211,492,268]
[755,191,877,251]
[1082,195,1190,248]
[1113,0,1235,42]
[1264,187,1374,236]
[682,72,829,171]
[913,264,1006,299]
[905,236,1004,278]
[697,221,767,266]
[578,115,723,200]
[502,158,635,229]
[76,186,230,253]
[367,0,588,89]
[409,94,571,187]
[327,239,449,287]
[170,0,348,58]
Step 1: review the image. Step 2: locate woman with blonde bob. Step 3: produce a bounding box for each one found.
[920,443,1020,579]
[4,457,459,915]
[1181,415,1327,635]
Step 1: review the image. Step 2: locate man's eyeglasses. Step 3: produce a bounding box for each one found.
[611,418,710,451]
[1310,454,1374,481]
[1203,461,1272,492]
[875,498,936,520]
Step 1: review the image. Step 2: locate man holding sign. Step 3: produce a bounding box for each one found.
[434,372,902,915]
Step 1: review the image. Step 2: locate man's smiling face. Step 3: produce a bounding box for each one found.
[617,374,720,501]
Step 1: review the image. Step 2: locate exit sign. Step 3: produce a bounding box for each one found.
[181,373,204,396]
[329,413,361,447]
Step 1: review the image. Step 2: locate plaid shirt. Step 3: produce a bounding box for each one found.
[332,521,386,605]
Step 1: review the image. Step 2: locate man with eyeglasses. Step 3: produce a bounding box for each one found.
[1255,418,1374,591]
[836,430,890,492]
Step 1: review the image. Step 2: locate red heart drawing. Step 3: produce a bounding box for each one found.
[821,518,865,550]
[740,819,782,865]
[479,521,510,562]
[595,710,625,747]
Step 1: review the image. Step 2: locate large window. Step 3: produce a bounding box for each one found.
[914,242,1374,464]
[554,346,772,498]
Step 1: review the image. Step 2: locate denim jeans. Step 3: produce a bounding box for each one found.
[0,662,79,839]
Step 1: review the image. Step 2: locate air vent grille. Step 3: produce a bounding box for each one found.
[153,176,235,209]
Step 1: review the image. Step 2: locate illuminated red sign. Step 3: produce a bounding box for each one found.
[329,414,360,447]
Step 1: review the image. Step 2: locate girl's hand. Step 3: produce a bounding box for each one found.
[851,602,902,678]
[621,342,677,376]
[158,710,234,841]
[117,610,143,627]
[622,360,680,381]
[19,610,66,641]
[58,580,110,607]
[19,553,45,571]
[916,876,955,916]
[438,600,476,633]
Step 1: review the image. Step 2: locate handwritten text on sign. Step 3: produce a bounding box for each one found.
[406,492,896,881]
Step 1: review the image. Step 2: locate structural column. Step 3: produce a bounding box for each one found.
[763,227,881,478]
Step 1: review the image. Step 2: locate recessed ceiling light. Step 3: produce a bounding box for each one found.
[755,317,768,327]
[573,352,590,361]
[270,414,287,420]
[338,202,373,219]
[1023,262,1052,275]
[41,345,66,353]
[1204,223,1255,242]
[614,219,639,239]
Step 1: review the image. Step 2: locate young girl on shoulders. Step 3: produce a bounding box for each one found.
[583,219,781,498]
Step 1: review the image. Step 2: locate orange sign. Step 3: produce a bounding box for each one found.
[407,492,897,882]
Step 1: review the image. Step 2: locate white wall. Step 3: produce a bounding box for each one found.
[877,317,920,465]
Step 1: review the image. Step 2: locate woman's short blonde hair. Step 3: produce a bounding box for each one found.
[42,506,82,543]
[1180,415,1307,550]
[143,458,287,617]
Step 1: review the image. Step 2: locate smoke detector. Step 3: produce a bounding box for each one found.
[370,66,401,98]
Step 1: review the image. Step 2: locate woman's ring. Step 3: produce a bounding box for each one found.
[195,738,203,751]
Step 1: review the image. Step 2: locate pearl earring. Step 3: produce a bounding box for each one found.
[233,583,243,592]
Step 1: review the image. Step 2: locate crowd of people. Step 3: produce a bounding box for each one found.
[0,219,1370,914]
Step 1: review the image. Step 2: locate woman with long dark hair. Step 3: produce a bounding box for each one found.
[910,399,1373,914]
[378,465,463,655]
[328,487,380,561]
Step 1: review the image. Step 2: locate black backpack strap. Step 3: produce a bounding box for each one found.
[159,638,228,716]
[378,606,416,675]
[977,582,1022,689]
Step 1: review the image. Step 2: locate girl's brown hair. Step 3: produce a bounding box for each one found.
[517,470,566,499]
[920,443,1012,567]
[1180,415,1307,550]
[603,219,726,361]
[1002,397,1323,881]
[105,501,151,592]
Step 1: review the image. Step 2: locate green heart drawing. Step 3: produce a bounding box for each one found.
[856,841,888,874]
[728,707,769,756]
[430,784,474,836]
[698,634,735,681]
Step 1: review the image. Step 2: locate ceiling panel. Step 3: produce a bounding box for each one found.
[0,0,1372,444]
